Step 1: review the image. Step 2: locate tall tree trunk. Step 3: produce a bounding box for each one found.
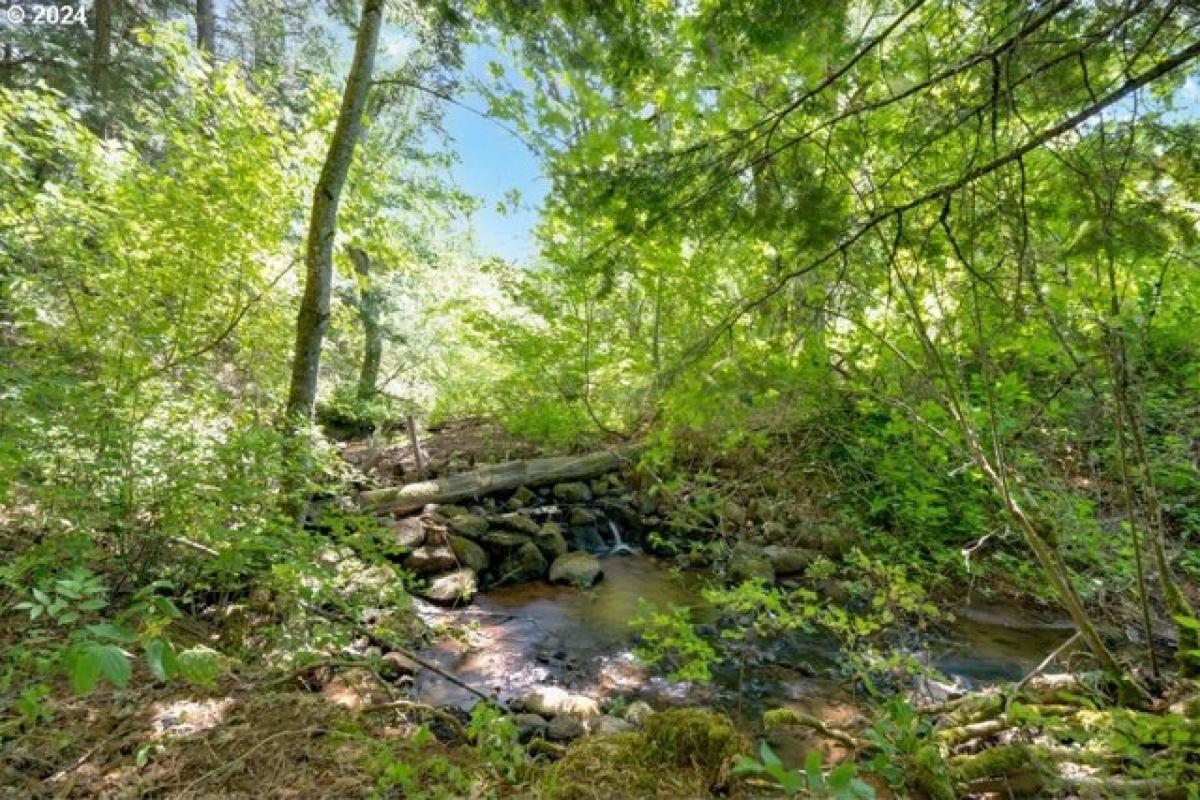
[196,0,216,57]
[349,247,383,400]
[284,0,383,421]
[90,0,113,130]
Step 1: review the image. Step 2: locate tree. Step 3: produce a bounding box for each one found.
[349,247,384,399]
[285,0,384,421]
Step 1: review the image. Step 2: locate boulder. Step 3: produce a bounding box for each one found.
[505,486,537,510]
[483,531,533,551]
[763,545,819,576]
[419,568,477,606]
[624,700,653,727]
[497,542,548,584]
[406,545,458,575]
[549,552,604,588]
[450,535,489,573]
[533,522,568,559]
[728,542,775,583]
[446,512,489,539]
[490,511,541,535]
[595,498,642,532]
[588,715,634,736]
[512,713,548,743]
[522,686,601,718]
[386,516,426,550]
[553,481,592,503]
[546,715,586,741]
[567,507,597,526]
[589,477,611,497]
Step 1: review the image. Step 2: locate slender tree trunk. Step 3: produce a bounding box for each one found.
[284,0,383,421]
[893,253,1145,705]
[196,0,216,57]
[90,0,113,130]
[349,248,383,400]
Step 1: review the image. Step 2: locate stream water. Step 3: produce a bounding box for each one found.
[413,554,1072,728]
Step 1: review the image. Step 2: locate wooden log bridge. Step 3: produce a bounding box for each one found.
[357,447,641,515]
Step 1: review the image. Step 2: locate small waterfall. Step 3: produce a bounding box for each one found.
[606,519,637,556]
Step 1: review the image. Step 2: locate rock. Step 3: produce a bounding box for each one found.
[506,486,537,510]
[567,507,597,526]
[728,542,775,583]
[763,545,819,576]
[549,552,604,588]
[522,686,601,718]
[761,521,787,543]
[588,715,634,736]
[723,501,748,527]
[624,701,653,727]
[589,477,611,497]
[634,493,658,515]
[497,541,548,584]
[483,531,533,551]
[446,512,489,539]
[596,498,642,532]
[533,522,568,559]
[432,504,471,519]
[419,568,477,606]
[450,535,489,572]
[386,516,426,550]
[813,579,848,604]
[512,713,548,743]
[569,525,609,554]
[490,511,541,535]
[406,545,458,575]
[546,715,586,741]
[379,651,421,680]
[553,481,592,503]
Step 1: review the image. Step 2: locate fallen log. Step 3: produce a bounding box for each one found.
[357,447,641,515]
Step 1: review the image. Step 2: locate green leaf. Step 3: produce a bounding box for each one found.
[69,653,101,694]
[95,643,131,688]
[144,639,177,681]
[804,750,824,788]
[177,646,221,687]
[87,623,137,643]
[730,756,765,776]
[759,739,782,768]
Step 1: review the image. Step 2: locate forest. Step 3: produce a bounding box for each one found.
[2,0,1200,797]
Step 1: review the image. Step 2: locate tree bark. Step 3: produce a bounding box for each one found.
[358,448,640,514]
[196,0,216,57]
[285,0,383,421]
[349,247,383,400]
[90,0,113,128]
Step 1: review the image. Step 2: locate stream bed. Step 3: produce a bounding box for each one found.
[412,554,1074,728]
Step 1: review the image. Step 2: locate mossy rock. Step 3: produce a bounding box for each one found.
[642,708,744,779]
[540,732,714,799]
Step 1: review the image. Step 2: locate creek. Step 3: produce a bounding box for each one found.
[412,553,1074,729]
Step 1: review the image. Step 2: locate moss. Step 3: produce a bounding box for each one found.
[536,709,746,798]
[762,708,803,730]
[951,742,1039,782]
[538,731,714,799]
[909,744,955,800]
[643,708,745,778]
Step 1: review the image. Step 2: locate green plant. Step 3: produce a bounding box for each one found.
[467,702,526,781]
[733,743,874,799]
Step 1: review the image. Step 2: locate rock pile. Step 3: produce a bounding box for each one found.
[378,478,660,605]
